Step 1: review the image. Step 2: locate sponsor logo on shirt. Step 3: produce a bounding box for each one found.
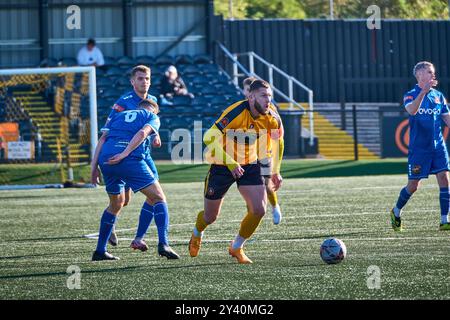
[417,108,441,115]
[112,104,125,112]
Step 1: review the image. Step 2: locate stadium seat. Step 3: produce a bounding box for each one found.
[192,76,209,85]
[175,54,194,65]
[210,96,228,106]
[102,56,117,67]
[172,95,192,106]
[136,55,155,65]
[117,56,136,66]
[114,77,130,88]
[194,54,213,64]
[97,77,114,88]
[199,63,219,74]
[149,87,160,97]
[200,85,217,96]
[58,57,77,66]
[191,96,209,106]
[155,55,174,66]
[182,65,200,75]
[106,67,123,77]
[100,88,119,99]
[39,58,58,68]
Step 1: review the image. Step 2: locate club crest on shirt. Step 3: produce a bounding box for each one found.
[411,165,421,175]
[220,117,229,128]
[435,96,440,104]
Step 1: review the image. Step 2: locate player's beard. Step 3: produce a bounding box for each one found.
[255,101,268,115]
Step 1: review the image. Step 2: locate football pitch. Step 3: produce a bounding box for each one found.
[1,174,449,300]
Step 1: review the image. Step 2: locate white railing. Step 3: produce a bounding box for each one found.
[215,42,314,146]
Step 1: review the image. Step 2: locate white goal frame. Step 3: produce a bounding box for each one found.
[0,66,98,160]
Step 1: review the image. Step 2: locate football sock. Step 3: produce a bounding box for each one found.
[395,187,412,216]
[239,212,263,239]
[194,210,208,234]
[154,202,169,245]
[96,210,117,254]
[439,187,450,224]
[193,226,203,238]
[267,190,278,208]
[135,202,154,241]
[232,235,246,250]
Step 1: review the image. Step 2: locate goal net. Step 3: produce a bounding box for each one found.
[0,66,98,184]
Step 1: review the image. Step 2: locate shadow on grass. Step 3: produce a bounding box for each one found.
[4,235,85,243]
[0,265,142,280]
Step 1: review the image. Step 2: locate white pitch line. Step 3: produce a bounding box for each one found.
[82,236,450,243]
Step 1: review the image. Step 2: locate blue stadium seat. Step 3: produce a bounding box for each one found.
[192,76,209,85]
[117,56,136,66]
[58,57,77,66]
[103,56,117,67]
[200,85,216,96]
[194,54,213,64]
[182,65,200,75]
[97,77,114,88]
[200,63,219,73]
[39,58,58,67]
[106,67,123,77]
[191,96,209,106]
[155,55,174,66]
[210,96,228,106]
[100,88,119,99]
[114,77,130,88]
[136,55,155,65]
[175,54,194,65]
[149,87,160,97]
[172,95,192,106]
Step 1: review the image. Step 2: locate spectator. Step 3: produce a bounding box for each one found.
[77,38,105,67]
[159,65,194,105]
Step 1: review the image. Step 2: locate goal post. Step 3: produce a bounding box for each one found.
[0,66,98,163]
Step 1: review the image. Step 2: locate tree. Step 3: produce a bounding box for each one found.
[214,0,449,19]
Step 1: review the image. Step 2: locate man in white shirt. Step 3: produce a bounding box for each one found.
[77,38,105,67]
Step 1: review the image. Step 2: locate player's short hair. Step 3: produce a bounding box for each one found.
[243,76,257,87]
[87,38,96,46]
[413,61,434,77]
[139,98,159,114]
[249,79,270,92]
[131,65,151,79]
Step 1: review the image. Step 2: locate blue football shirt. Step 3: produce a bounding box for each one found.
[403,84,449,153]
[101,109,160,160]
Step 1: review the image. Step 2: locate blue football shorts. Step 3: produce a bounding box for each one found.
[99,157,156,195]
[408,148,450,180]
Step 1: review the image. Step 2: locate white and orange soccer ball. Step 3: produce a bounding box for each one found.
[320,238,347,264]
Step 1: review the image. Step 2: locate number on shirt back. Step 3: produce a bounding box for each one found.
[124,111,138,123]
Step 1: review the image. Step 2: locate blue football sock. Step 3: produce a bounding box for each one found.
[395,187,412,213]
[154,202,169,245]
[96,210,117,254]
[439,187,450,224]
[135,202,154,240]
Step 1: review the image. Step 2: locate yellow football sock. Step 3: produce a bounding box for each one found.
[195,210,209,233]
[238,212,263,239]
[267,189,278,207]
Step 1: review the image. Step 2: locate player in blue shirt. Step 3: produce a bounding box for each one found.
[91,99,179,261]
[391,61,450,231]
[91,66,172,256]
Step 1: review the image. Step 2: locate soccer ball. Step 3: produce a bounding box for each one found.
[320,238,347,264]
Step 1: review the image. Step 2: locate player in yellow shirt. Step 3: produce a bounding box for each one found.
[188,79,284,264]
[243,77,284,225]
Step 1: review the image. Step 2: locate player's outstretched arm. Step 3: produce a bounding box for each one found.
[107,125,154,164]
[91,131,108,184]
[203,125,242,175]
